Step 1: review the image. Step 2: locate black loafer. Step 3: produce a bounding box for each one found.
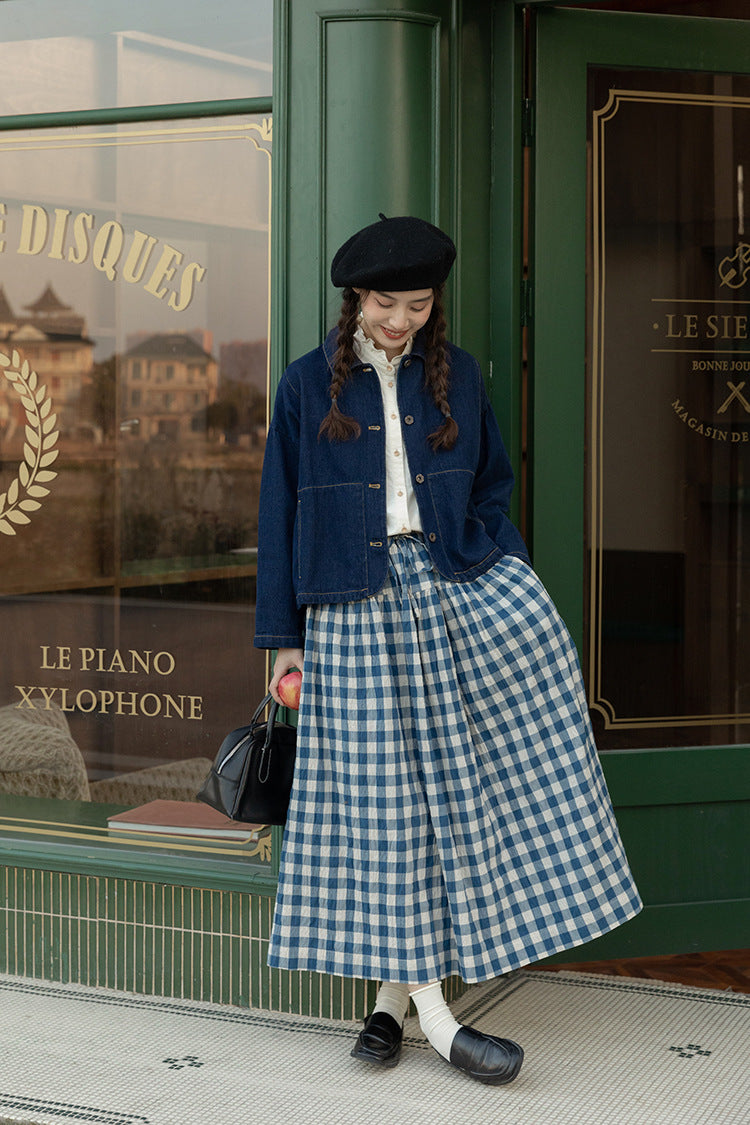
[351,1011,403,1068]
[444,1025,524,1085]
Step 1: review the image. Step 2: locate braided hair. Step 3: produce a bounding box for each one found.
[318,284,458,450]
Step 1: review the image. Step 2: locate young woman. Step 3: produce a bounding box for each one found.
[254,215,641,1086]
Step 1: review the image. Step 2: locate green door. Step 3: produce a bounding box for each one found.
[531,8,750,958]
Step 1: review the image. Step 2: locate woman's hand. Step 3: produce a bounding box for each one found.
[269,648,304,706]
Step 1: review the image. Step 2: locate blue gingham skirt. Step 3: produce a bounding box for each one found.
[268,535,642,984]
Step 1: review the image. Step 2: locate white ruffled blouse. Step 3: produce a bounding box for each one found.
[353,326,423,537]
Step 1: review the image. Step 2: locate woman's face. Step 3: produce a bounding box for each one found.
[355,288,434,360]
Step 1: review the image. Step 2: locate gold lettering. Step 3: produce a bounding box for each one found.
[143,244,183,300]
[92,220,124,281]
[666,314,682,338]
[153,651,175,676]
[108,650,127,673]
[18,204,48,255]
[40,645,71,670]
[99,690,115,713]
[140,693,161,717]
[128,650,150,674]
[163,694,185,719]
[68,211,94,265]
[116,691,138,716]
[38,686,58,708]
[48,208,71,261]
[14,685,36,708]
[168,261,207,313]
[58,688,75,712]
[685,314,698,338]
[122,230,158,284]
[187,696,203,720]
[75,689,98,713]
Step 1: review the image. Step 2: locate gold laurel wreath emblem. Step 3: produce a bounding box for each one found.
[0,349,59,536]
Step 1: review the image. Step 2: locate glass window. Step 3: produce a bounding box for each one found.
[0,112,271,863]
[0,0,272,116]
[587,67,750,749]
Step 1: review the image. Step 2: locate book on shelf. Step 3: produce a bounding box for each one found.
[107,800,262,840]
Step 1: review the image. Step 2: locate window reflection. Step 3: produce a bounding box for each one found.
[0,1,272,115]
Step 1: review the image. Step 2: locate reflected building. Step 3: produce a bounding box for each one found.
[121,332,219,441]
[0,283,94,437]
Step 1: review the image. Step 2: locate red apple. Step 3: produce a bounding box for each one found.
[278,669,302,710]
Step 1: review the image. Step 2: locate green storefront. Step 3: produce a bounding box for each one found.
[0,0,747,1018]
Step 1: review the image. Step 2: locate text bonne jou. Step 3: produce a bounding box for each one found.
[0,203,206,313]
[14,646,203,721]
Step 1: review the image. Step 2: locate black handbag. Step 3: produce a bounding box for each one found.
[196,693,297,825]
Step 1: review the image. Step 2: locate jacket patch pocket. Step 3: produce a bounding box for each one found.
[297,482,367,596]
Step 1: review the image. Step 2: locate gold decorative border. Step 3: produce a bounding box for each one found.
[590,88,750,729]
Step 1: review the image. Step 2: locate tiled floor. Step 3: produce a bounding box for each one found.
[531,948,750,994]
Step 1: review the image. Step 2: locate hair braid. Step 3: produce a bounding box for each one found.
[424,285,458,451]
[318,286,362,442]
[320,283,458,450]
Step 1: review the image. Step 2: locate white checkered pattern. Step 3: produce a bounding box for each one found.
[268,536,642,983]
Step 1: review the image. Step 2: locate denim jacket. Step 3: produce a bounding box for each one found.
[253,328,529,649]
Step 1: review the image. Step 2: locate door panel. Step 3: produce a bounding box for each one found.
[533,10,750,957]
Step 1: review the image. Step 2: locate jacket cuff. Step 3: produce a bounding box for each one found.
[253,633,305,650]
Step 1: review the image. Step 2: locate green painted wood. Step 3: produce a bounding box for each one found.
[489,2,526,528]
[601,745,750,808]
[542,897,750,962]
[0,97,272,132]
[278,0,456,376]
[276,1,513,389]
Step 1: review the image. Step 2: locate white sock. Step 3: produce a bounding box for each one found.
[410,981,461,1059]
[372,981,409,1025]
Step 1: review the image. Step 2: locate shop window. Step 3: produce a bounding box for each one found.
[0,102,272,865]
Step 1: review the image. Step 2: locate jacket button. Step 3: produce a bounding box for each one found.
[404,415,414,425]
[415,474,424,483]
[428,533,437,543]
[403,358,411,368]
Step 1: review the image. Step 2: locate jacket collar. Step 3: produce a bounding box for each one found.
[322,325,426,375]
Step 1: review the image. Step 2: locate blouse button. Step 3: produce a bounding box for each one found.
[428,532,437,543]
[415,474,424,483]
[388,381,394,388]
[394,449,401,457]
[404,415,414,425]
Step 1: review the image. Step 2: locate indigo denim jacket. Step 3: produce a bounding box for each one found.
[254,328,530,649]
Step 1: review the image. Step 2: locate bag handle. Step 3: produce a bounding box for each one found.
[251,691,289,786]
[251,691,286,753]
[251,691,277,728]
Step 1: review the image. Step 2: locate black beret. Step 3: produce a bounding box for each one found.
[331,214,456,291]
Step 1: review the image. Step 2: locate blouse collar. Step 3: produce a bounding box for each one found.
[353,324,414,375]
